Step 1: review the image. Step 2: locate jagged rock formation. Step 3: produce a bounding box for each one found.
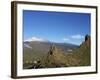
[45,44,67,67]
[85,34,90,47]
[45,35,91,68]
[23,35,91,69]
[73,35,91,66]
[80,34,90,47]
[45,44,80,67]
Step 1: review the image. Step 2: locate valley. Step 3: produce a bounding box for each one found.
[23,35,91,69]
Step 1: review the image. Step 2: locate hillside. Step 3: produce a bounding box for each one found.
[43,35,91,68]
[72,35,91,66]
[23,41,78,69]
[23,35,91,69]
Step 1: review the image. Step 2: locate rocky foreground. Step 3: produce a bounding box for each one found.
[23,35,91,69]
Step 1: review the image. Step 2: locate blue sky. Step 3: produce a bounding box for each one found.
[23,10,90,45]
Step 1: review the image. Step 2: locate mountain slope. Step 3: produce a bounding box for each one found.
[73,35,91,66]
[23,41,78,69]
[44,35,91,68]
[23,35,90,69]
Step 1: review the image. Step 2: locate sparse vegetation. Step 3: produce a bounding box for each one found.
[23,35,91,69]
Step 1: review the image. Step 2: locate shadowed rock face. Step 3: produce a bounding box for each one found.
[46,44,67,67]
[45,35,91,68]
[23,35,91,69]
[48,44,56,55]
[74,35,91,66]
[85,35,90,47]
[80,35,90,48]
[45,44,80,67]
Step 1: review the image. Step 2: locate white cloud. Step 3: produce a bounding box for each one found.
[71,34,84,39]
[63,38,69,41]
[25,37,48,42]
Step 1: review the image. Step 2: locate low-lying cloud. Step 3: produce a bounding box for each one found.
[63,38,70,41]
[71,34,84,39]
[25,37,47,42]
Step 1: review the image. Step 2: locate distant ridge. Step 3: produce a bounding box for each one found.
[23,35,91,69]
[44,35,91,67]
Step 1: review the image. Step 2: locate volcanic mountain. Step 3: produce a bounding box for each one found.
[23,35,90,69]
[23,37,78,69]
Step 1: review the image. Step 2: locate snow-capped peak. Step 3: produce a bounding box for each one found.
[24,37,48,42]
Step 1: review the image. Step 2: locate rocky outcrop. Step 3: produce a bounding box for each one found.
[24,35,91,69]
[85,35,90,47]
[45,35,91,67]
[45,44,80,67]
[74,35,91,66]
[45,44,69,67]
[80,34,90,48]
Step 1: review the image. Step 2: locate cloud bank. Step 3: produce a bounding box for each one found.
[71,34,84,39]
[63,38,69,41]
[25,37,48,42]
